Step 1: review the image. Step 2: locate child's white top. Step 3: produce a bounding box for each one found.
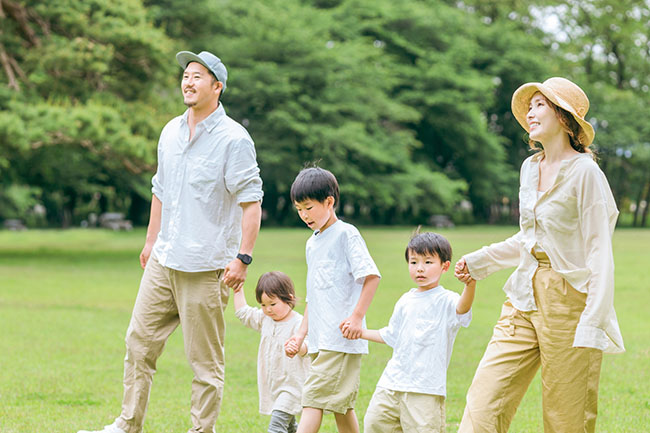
[306,220,380,354]
[377,286,471,397]
[235,306,309,415]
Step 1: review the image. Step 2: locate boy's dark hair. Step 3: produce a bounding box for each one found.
[255,271,296,309]
[404,231,452,263]
[290,166,339,208]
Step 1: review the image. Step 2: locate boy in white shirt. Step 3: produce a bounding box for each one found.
[284,166,381,433]
[354,231,475,433]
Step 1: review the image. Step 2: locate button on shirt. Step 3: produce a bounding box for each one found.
[465,152,624,353]
[151,104,263,272]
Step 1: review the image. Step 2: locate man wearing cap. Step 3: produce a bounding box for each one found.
[78,51,263,433]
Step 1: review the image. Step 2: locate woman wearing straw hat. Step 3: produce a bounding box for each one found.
[454,77,624,433]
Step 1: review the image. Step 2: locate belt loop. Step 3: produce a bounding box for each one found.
[508,309,517,336]
[561,277,569,296]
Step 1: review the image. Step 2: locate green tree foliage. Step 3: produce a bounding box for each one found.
[1,0,648,227]
[0,0,174,226]
[148,0,544,224]
[537,0,650,226]
[341,0,541,220]
[216,0,471,224]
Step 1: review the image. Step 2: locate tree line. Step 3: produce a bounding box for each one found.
[1,0,648,228]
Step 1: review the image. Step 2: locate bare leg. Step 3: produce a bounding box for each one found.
[296,407,323,433]
[334,409,359,433]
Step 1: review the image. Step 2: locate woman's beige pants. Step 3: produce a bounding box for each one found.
[115,257,229,433]
[459,252,603,433]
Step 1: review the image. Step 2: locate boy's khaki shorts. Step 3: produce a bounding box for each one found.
[364,387,445,433]
[301,350,362,414]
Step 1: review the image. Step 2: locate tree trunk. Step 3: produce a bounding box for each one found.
[632,180,647,227]
[611,40,625,89]
[641,178,650,228]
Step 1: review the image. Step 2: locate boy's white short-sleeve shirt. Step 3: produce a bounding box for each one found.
[305,220,380,355]
[377,286,471,397]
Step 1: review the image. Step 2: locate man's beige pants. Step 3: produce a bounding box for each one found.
[459,253,603,433]
[114,257,229,433]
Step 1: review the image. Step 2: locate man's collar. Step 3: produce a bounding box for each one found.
[181,103,225,132]
[202,103,225,132]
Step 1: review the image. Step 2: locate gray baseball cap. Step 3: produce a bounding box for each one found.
[176,50,228,92]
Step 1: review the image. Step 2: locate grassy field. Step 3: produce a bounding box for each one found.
[0,226,648,432]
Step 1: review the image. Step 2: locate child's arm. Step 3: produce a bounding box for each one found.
[456,278,476,315]
[232,285,248,312]
[339,274,380,340]
[233,287,265,332]
[341,323,385,344]
[285,304,309,358]
[360,329,385,344]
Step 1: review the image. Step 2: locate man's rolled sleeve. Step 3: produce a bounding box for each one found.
[151,172,163,200]
[225,138,263,204]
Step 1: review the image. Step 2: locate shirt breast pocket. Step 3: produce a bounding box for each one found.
[188,158,222,203]
[542,193,578,233]
[413,317,441,346]
[313,260,336,290]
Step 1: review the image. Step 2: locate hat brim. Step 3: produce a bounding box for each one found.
[511,83,594,147]
[176,51,212,75]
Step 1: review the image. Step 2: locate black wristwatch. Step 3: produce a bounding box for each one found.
[236,253,253,265]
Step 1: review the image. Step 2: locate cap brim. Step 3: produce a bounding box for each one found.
[176,51,210,72]
[511,83,594,146]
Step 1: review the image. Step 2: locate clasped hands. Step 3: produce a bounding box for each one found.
[454,257,473,284]
[285,259,473,356]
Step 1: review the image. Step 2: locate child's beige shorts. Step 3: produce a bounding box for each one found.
[301,350,362,414]
[364,387,445,433]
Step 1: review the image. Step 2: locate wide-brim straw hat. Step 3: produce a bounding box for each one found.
[511,77,595,147]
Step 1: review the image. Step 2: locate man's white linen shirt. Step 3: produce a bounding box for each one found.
[151,104,263,272]
[377,286,471,397]
[464,152,624,353]
[235,306,309,416]
[305,220,380,355]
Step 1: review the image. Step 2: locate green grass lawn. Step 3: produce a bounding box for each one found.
[0,226,648,432]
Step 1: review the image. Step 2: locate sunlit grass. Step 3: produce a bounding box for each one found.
[0,226,648,432]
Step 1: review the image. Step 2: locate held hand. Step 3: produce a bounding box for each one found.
[454,257,467,274]
[457,273,475,284]
[340,316,362,340]
[285,335,305,358]
[139,242,154,269]
[285,341,299,358]
[454,257,470,282]
[222,258,248,291]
